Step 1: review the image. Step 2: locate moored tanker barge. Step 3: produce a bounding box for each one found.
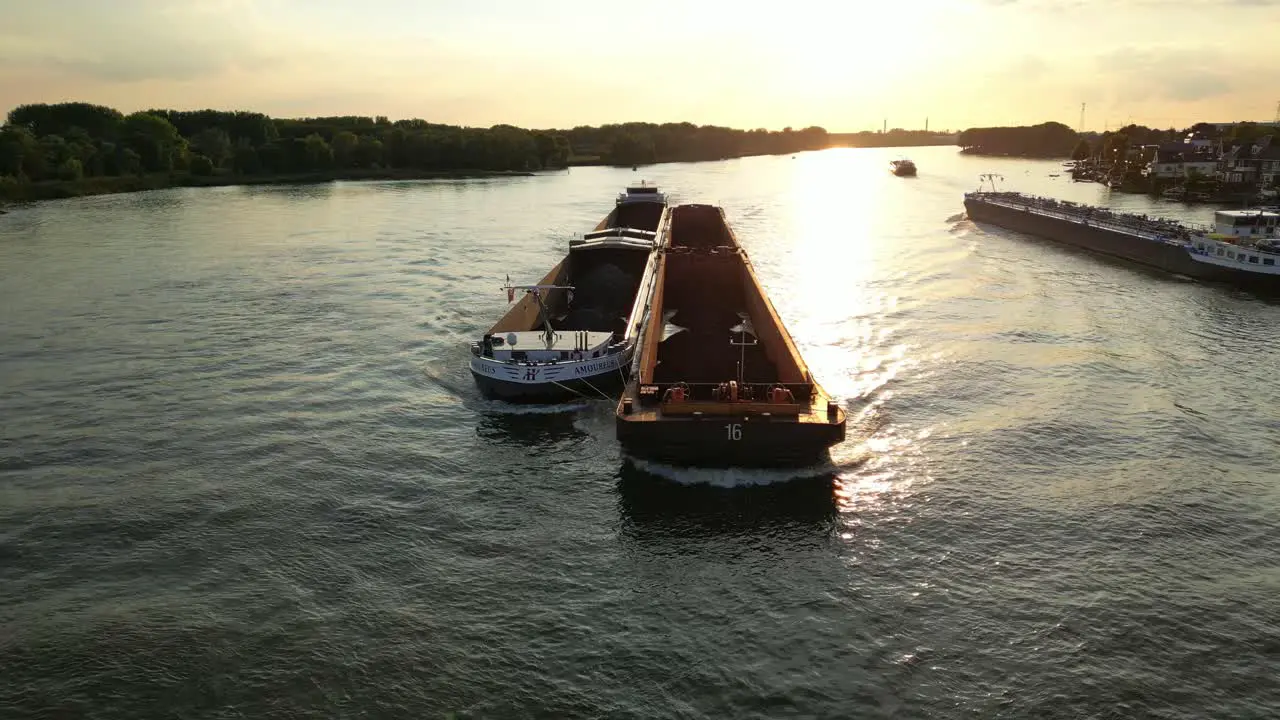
[615,204,846,468]
[964,182,1280,293]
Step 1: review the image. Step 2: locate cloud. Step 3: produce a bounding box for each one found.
[973,0,1085,8]
[985,0,1279,3]
[0,0,269,83]
[1,0,1277,130]
[1097,46,1240,103]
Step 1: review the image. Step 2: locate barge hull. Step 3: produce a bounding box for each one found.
[472,369,625,403]
[965,198,1280,292]
[617,413,844,468]
[614,204,846,469]
[965,198,1199,273]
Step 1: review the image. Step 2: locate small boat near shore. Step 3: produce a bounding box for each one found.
[964,174,1280,293]
[890,158,917,177]
[614,204,846,468]
[469,184,669,402]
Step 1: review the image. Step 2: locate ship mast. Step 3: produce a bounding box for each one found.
[502,277,575,345]
[978,173,1004,191]
[729,314,758,388]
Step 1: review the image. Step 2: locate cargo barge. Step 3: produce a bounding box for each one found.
[614,204,846,468]
[964,177,1280,293]
[469,184,669,402]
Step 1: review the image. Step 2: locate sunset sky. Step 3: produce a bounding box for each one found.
[2,0,1278,132]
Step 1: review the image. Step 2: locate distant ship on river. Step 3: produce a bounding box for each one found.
[890,158,918,177]
[964,174,1280,293]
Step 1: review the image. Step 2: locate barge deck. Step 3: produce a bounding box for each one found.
[470,184,669,402]
[615,204,845,468]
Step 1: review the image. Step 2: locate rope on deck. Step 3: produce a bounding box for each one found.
[578,376,616,402]
[549,377,615,403]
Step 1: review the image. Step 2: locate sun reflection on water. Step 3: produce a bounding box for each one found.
[770,150,918,407]
[834,471,899,512]
[734,149,945,517]
[832,416,932,516]
[787,150,885,313]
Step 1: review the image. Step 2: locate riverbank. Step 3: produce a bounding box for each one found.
[0,168,537,203]
[827,134,958,149]
[564,142,962,169]
[958,148,1071,159]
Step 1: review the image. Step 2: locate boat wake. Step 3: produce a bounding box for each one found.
[420,365,474,399]
[622,455,860,488]
[479,400,594,415]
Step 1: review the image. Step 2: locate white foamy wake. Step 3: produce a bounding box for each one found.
[623,455,856,488]
[478,400,594,415]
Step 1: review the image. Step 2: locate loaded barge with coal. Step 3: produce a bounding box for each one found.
[469,184,669,402]
[964,175,1280,292]
[615,204,846,468]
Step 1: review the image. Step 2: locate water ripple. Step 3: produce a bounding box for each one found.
[2,149,1278,719]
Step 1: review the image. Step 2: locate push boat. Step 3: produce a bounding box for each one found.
[614,204,847,468]
[469,184,669,402]
[964,174,1280,293]
[890,158,918,177]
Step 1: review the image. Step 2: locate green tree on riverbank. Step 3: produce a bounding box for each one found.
[959,120,1277,160]
[1,102,831,200]
[958,122,1078,157]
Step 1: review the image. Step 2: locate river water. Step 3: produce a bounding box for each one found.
[2,146,1277,718]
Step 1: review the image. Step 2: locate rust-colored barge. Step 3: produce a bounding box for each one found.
[614,204,846,468]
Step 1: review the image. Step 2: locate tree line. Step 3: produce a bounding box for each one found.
[958,122,1080,157]
[959,120,1279,160]
[828,129,957,149]
[0,102,830,185]
[561,123,829,165]
[1072,121,1278,163]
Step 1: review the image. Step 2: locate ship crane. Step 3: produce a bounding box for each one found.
[501,275,575,345]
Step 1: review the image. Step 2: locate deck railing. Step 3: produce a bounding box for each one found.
[967,191,1210,242]
[478,338,628,365]
[638,381,816,405]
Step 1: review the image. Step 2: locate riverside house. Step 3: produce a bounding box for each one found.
[1219,136,1280,186]
[1146,146,1219,179]
[1144,133,1218,180]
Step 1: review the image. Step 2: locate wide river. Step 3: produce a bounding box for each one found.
[2,146,1277,719]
